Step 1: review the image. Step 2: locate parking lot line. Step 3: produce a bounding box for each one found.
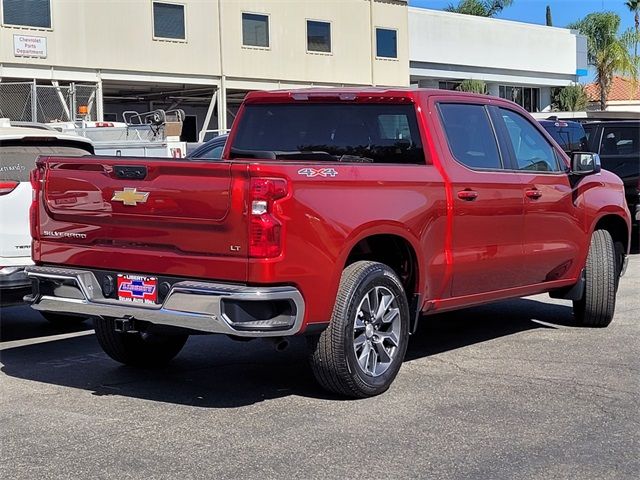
[0,329,95,351]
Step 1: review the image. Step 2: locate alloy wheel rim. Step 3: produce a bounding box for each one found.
[352,286,401,377]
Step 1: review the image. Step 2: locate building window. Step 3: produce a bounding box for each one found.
[376,28,397,59]
[307,20,331,53]
[153,2,185,40]
[438,81,461,91]
[499,85,540,112]
[2,0,51,28]
[242,13,269,48]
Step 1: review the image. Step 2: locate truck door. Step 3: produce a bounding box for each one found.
[491,107,583,284]
[435,101,526,296]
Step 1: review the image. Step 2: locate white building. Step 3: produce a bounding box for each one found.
[409,8,588,112]
[0,1,587,137]
[0,0,409,139]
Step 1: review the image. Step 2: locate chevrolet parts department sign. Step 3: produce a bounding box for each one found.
[13,35,47,58]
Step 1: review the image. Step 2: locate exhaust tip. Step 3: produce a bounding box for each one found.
[266,337,289,352]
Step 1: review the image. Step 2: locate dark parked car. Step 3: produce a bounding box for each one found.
[187,134,227,160]
[583,121,640,228]
[539,118,589,156]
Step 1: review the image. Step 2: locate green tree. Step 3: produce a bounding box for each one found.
[625,0,639,57]
[568,12,638,110]
[456,79,487,94]
[553,84,589,111]
[445,0,513,17]
[546,5,553,26]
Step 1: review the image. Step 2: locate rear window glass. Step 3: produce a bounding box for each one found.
[230,103,425,164]
[438,103,502,170]
[0,142,92,182]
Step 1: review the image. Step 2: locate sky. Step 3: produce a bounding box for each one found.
[408,1,637,81]
[408,0,636,31]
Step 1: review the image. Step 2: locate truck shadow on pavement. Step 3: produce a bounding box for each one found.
[0,297,574,407]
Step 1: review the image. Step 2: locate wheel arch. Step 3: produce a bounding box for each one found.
[340,227,421,292]
[592,212,631,274]
[593,212,630,254]
[336,226,423,332]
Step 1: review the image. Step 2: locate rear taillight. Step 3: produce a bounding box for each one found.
[249,178,288,258]
[0,180,18,195]
[29,166,44,240]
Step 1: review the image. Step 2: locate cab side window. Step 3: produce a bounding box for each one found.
[599,126,639,156]
[499,108,561,172]
[438,103,503,170]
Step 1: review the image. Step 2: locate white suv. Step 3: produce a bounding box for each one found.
[0,119,93,320]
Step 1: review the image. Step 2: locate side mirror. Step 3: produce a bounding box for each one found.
[571,152,601,176]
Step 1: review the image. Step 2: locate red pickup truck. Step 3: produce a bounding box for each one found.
[26,89,631,398]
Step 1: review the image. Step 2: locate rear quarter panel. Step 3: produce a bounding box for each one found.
[245,162,447,326]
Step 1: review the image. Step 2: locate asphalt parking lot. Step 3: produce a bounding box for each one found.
[1,255,638,480]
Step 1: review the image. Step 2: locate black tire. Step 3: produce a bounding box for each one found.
[41,312,89,325]
[93,317,188,367]
[308,261,410,398]
[573,229,618,327]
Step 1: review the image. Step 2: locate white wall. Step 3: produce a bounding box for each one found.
[409,8,581,79]
[1,0,409,87]
[0,0,221,78]
[221,0,409,87]
[604,101,640,112]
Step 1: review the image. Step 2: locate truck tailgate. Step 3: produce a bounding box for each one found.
[36,156,248,280]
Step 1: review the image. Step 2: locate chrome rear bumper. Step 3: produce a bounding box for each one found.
[25,266,305,337]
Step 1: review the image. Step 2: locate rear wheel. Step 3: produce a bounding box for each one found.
[41,312,89,325]
[308,261,410,398]
[573,229,618,327]
[94,317,188,367]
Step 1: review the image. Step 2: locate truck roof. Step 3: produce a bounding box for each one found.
[244,87,492,104]
[582,120,640,126]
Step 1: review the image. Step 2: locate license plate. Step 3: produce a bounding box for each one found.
[117,274,158,304]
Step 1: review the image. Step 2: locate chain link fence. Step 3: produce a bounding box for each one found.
[0,81,98,123]
[0,82,33,121]
[74,84,98,120]
[35,85,73,123]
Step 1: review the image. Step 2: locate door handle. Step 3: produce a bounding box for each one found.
[525,189,542,199]
[457,190,479,201]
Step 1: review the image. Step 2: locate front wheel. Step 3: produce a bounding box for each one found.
[94,317,188,367]
[573,229,618,327]
[308,261,410,398]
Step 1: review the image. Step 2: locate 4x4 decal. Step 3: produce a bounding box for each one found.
[297,168,338,178]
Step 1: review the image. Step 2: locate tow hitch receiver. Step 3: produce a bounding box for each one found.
[114,316,138,334]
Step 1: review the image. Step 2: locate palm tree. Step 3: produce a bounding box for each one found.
[568,12,638,110]
[625,0,639,57]
[445,0,513,18]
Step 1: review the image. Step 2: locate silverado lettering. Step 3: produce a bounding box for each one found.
[26,89,632,398]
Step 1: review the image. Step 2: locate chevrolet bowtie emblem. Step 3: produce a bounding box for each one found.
[111,187,150,206]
